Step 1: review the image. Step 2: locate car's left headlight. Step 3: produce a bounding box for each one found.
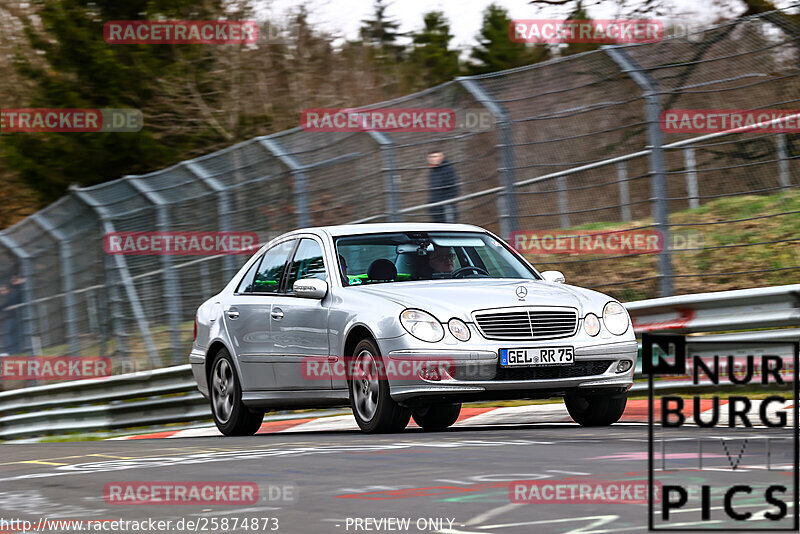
[400,309,445,342]
[583,313,600,336]
[603,301,629,335]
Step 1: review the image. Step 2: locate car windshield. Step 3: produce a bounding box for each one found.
[334,231,538,285]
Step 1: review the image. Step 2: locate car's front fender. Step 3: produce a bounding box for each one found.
[329,287,408,355]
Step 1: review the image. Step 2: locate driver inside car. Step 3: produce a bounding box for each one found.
[428,245,456,274]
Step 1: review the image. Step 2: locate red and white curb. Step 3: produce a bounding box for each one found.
[110,399,794,440]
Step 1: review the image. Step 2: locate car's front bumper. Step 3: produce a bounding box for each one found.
[382,337,637,402]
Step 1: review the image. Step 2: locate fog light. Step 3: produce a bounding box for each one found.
[419,367,441,381]
[616,360,633,373]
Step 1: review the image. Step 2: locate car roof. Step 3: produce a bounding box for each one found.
[289,223,487,238]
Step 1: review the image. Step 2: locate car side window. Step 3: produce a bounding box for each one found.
[286,239,327,294]
[236,254,264,293]
[251,240,296,294]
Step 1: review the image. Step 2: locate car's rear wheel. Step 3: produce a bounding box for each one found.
[564,390,627,426]
[412,403,461,431]
[210,348,264,436]
[349,339,410,433]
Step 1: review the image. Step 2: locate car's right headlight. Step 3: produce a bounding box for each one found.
[603,301,630,335]
[400,309,445,342]
[448,318,471,342]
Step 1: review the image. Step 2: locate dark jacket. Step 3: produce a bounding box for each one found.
[428,160,459,203]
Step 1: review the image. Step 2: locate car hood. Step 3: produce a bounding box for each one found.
[350,279,612,321]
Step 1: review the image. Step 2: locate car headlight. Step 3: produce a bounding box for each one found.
[448,318,471,342]
[603,301,629,335]
[400,309,445,342]
[583,313,600,336]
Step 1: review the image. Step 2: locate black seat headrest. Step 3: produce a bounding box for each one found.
[413,254,434,280]
[367,259,397,281]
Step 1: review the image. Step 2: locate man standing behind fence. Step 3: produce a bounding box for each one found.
[427,150,459,223]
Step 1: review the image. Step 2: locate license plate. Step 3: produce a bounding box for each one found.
[500,347,574,367]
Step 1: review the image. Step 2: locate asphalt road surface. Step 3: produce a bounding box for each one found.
[0,422,796,534]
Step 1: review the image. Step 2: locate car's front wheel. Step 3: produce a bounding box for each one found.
[412,403,461,431]
[564,390,627,426]
[348,339,410,433]
[210,348,264,436]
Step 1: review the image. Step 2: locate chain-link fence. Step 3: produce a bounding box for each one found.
[1,8,799,380]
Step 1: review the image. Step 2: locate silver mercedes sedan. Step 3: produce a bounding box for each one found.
[190,223,637,434]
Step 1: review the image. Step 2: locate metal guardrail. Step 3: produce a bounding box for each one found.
[1,284,798,439]
[0,365,206,439]
[627,284,800,334]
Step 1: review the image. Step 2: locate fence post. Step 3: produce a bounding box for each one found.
[70,186,161,368]
[367,131,400,222]
[259,137,311,229]
[605,46,673,297]
[103,250,127,362]
[776,134,791,190]
[684,147,700,209]
[85,288,106,357]
[183,161,237,280]
[126,177,183,365]
[30,213,79,357]
[0,234,37,356]
[557,176,570,228]
[457,77,519,239]
[617,161,631,222]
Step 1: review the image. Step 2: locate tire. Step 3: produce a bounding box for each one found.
[564,390,627,427]
[412,403,461,431]
[348,338,411,433]
[209,348,264,436]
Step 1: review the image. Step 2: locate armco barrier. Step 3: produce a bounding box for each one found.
[627,284,800,334]
[0,365,205,439]
[1,284,798,439]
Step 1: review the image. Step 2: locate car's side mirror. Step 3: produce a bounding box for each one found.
[293,278,328,299]
[541,270,566,283]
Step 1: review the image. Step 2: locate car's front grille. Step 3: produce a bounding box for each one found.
[495,360,613,381]
[473,308,578,340]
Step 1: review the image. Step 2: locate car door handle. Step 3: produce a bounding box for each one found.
[227,308,240,320]
[271,308,284,320]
